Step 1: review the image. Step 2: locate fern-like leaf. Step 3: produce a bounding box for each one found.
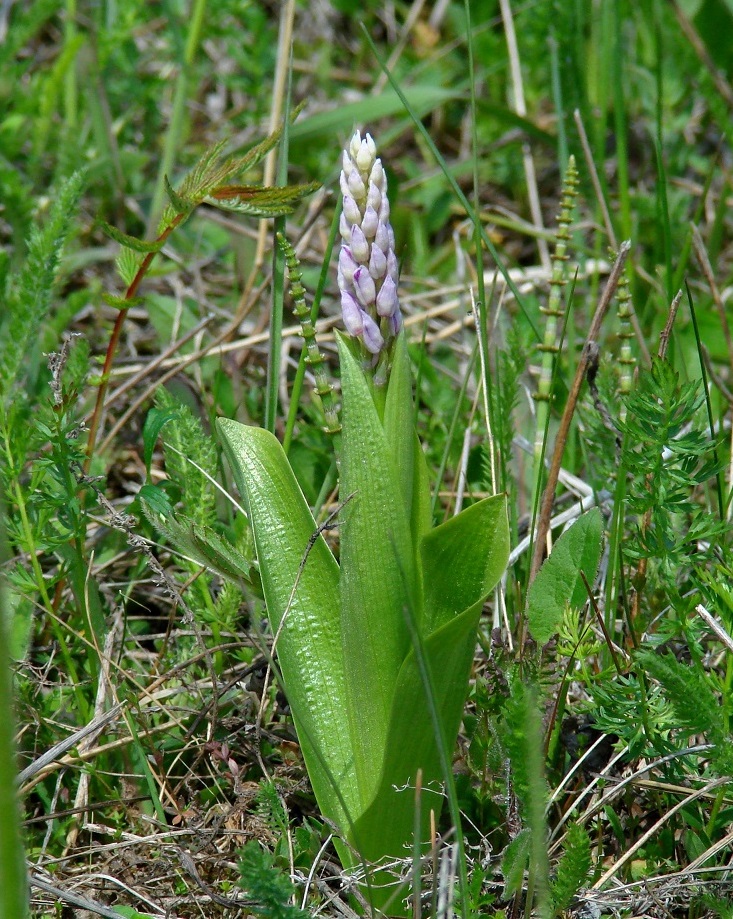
[551,823,591,913]
[0,171,84,398]
[237,842,311,919]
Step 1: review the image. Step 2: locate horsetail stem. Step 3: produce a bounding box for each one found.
[276,232,341,434]
[533,155,579,491]
[615,255,635,421]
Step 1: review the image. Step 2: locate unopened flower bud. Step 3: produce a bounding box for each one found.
[374,223,390,254]
[376,274,398,317]
[366,182,381,212]
[341,291,364,336]
[369,245,387,279]
[361,205,379,238]
[387,250,399,284]
[362,313,384,354]
[343,195,361,225]
[347,168,366,201]
[350,225,369,262]
[353,266,376,307]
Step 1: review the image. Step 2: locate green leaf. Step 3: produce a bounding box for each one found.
[336,336,417,810]
[501,828,531,900]
[163,174,193,216]
[420,494,509,636]
[142,407,179,478]
[206,181,320,217]
[100,222,164,253]
[0,515,29,918]
[288,86,462,141]
[112,908,157,919]
[527,508,603,645]
[350,595,484,862]
[238,841,311,919]
[3,590,33,661]
[551,823,591,912]
[101,293,144,310]
[216,420,355,832]
[139,486,256,587]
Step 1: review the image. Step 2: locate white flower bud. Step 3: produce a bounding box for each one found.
[353,266,377,307]
[339,212,351,241]
[341,291,364,336]
[374,223,390,254]
[339,246,358,284]
[350,225,369,262]
[362,312,384,354]
[366,181,382,213]
[349,130,362,159]
[387,249,399,283]
[347,168,366,201]
[343,194,361,226]
[369,159,384,189]
[376,274,398,317]
[368,245,387,279]
[361,205,379,238]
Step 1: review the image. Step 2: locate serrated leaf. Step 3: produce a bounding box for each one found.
[140,487,257,587]
[527,508,603,645]
[163,174,193,216]
[551,822,591,911]
[502,828,531,899]
[100,222,164,254]
[115,246,141,287]
[101,293,144,310]
[206,181,320,217]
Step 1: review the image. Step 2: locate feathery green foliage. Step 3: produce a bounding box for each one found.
[0,171,84,397]
[550,823,591,914]
[238,842,311,919]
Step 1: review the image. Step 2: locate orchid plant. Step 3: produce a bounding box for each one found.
[217,131,509,894]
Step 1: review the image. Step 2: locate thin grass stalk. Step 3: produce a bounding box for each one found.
[0,508,29,919]
[685,282,725,520]
[612,0,632,242]
[499,0,550,271]
[265,46,294,435]
[615,258,635,421]
[63,0,77,134]
[146,0,208,236]
[465,0,496,495]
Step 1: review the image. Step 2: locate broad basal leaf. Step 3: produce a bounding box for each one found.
[527,508,603,646]
[421,494,509,636]
[337,336,418,809]
[217,420,356,830]
[348,597,484,862]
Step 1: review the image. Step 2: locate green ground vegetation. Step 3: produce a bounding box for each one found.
[1,1,733,917]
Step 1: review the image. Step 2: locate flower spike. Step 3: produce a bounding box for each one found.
[337,130,402,376]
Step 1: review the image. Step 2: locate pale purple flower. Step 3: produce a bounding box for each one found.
[337,129,401,360]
